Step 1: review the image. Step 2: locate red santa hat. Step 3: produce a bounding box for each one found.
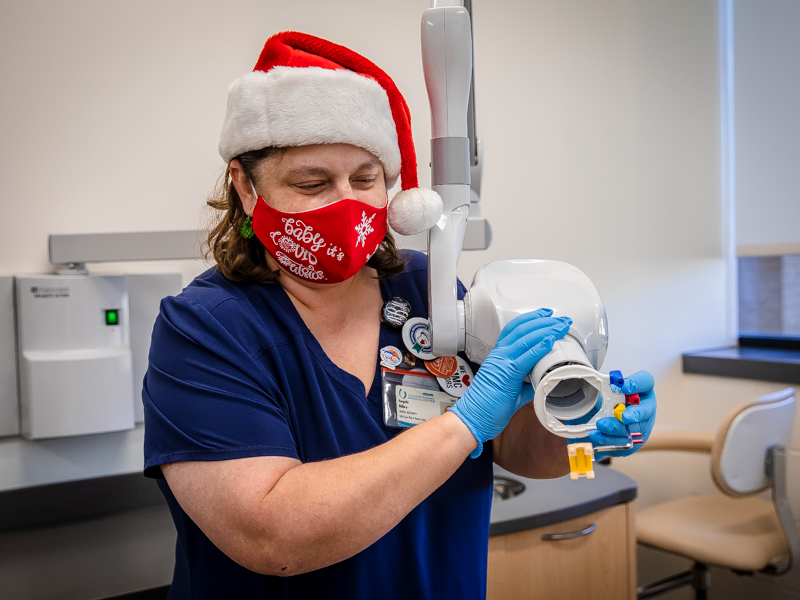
[218,31,443,237]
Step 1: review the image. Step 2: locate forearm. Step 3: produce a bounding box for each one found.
[250,411,476,575]
[493,403,569,479]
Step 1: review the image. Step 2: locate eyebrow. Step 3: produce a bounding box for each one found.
[354,159,382,172]
[283,159,382,179]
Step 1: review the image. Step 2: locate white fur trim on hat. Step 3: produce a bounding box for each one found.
[388,187,443,236]
[219,67,402,186]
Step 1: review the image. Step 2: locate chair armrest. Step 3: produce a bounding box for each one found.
[638,429,714,453]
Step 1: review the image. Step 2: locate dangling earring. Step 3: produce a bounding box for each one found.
[241,180,259,238]
[240,216,254,239]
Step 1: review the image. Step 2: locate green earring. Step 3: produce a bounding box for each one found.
[240,216,254,239]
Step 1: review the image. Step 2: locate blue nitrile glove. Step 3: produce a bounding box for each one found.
[449,309,572,458]
[588,370,657,459]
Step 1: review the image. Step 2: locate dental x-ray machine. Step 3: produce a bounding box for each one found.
[422,1,637,477]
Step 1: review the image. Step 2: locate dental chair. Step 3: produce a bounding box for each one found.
[635,387,798,599]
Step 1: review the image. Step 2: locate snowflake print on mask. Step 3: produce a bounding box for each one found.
[354,211,376,247]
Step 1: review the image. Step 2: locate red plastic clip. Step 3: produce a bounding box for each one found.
[625,393,640,406]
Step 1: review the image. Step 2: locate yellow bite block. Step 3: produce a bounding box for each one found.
[567,442,595,480]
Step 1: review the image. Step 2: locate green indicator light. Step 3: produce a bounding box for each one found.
[105,309,119,326]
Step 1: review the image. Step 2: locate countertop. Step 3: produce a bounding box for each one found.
[683,345,800,383]
[0,504,175,600]
[0,465,637,599]
[490,464,637,536]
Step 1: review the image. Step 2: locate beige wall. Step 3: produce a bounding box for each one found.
[0,3,797,593]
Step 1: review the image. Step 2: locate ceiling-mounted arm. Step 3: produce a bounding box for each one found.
[462,0,486,218]
[423,0,473,356]
[463,0,481,177]
[463,0,478,166]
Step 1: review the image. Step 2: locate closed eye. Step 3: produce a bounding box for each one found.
[294,181,326,191]
[353,177,376,185]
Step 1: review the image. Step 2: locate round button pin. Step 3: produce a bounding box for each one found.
[436,356,474,398]
[381,297,412,328]
[379,345,403,369]
[425,356,458,378]
[402,317,436,361]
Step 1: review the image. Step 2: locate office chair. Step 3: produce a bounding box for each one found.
[635,387,798,599]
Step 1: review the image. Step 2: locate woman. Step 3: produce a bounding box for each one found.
[143,32,656,599]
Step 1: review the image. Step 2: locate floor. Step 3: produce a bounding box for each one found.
[638,546,800,599]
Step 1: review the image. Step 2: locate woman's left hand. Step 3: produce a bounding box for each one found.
[589,370,656,459]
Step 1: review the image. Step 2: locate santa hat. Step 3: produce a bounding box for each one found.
[218,31,443,237]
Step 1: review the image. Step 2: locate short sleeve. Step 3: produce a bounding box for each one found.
[143,294,299,478]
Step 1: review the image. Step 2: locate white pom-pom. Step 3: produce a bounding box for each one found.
[387,188,443,236]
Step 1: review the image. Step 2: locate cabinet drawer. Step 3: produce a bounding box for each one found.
[488,502,635,600]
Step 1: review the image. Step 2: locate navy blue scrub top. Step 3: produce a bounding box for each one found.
[143,250,494,599]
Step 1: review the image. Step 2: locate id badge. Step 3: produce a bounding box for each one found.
[382,365,456,428]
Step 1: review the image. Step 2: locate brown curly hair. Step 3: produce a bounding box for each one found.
[205,147,407,284]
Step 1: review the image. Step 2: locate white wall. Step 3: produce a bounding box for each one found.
[734,0,800,251]
[0,0,436,281]
[0,5,796,583]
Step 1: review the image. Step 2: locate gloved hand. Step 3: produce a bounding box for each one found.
[449,308,572,458]
[589,370,656,459]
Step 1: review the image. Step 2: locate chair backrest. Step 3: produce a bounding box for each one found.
[711,387,796,497]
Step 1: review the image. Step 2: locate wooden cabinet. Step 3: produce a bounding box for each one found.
[487,502,636,600]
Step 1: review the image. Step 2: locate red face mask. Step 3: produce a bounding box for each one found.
[252,195,388,284]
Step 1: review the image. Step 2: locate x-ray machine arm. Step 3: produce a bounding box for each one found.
[421,2,638,468]
[422,0,473,357]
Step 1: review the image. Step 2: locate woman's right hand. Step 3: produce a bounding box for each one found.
[449,309,572,457]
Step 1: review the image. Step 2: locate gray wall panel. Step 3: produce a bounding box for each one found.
[0,277,19,437]
[127,274,183,423]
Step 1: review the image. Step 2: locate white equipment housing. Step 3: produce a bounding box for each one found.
[15,274,135,439]
[465,260,618,436]
[465,260,608,371]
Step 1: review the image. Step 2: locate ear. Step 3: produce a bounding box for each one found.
[229,159,258,217]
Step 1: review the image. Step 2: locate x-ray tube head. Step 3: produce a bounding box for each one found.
[464,259,608,374]
[463,259,617,436]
